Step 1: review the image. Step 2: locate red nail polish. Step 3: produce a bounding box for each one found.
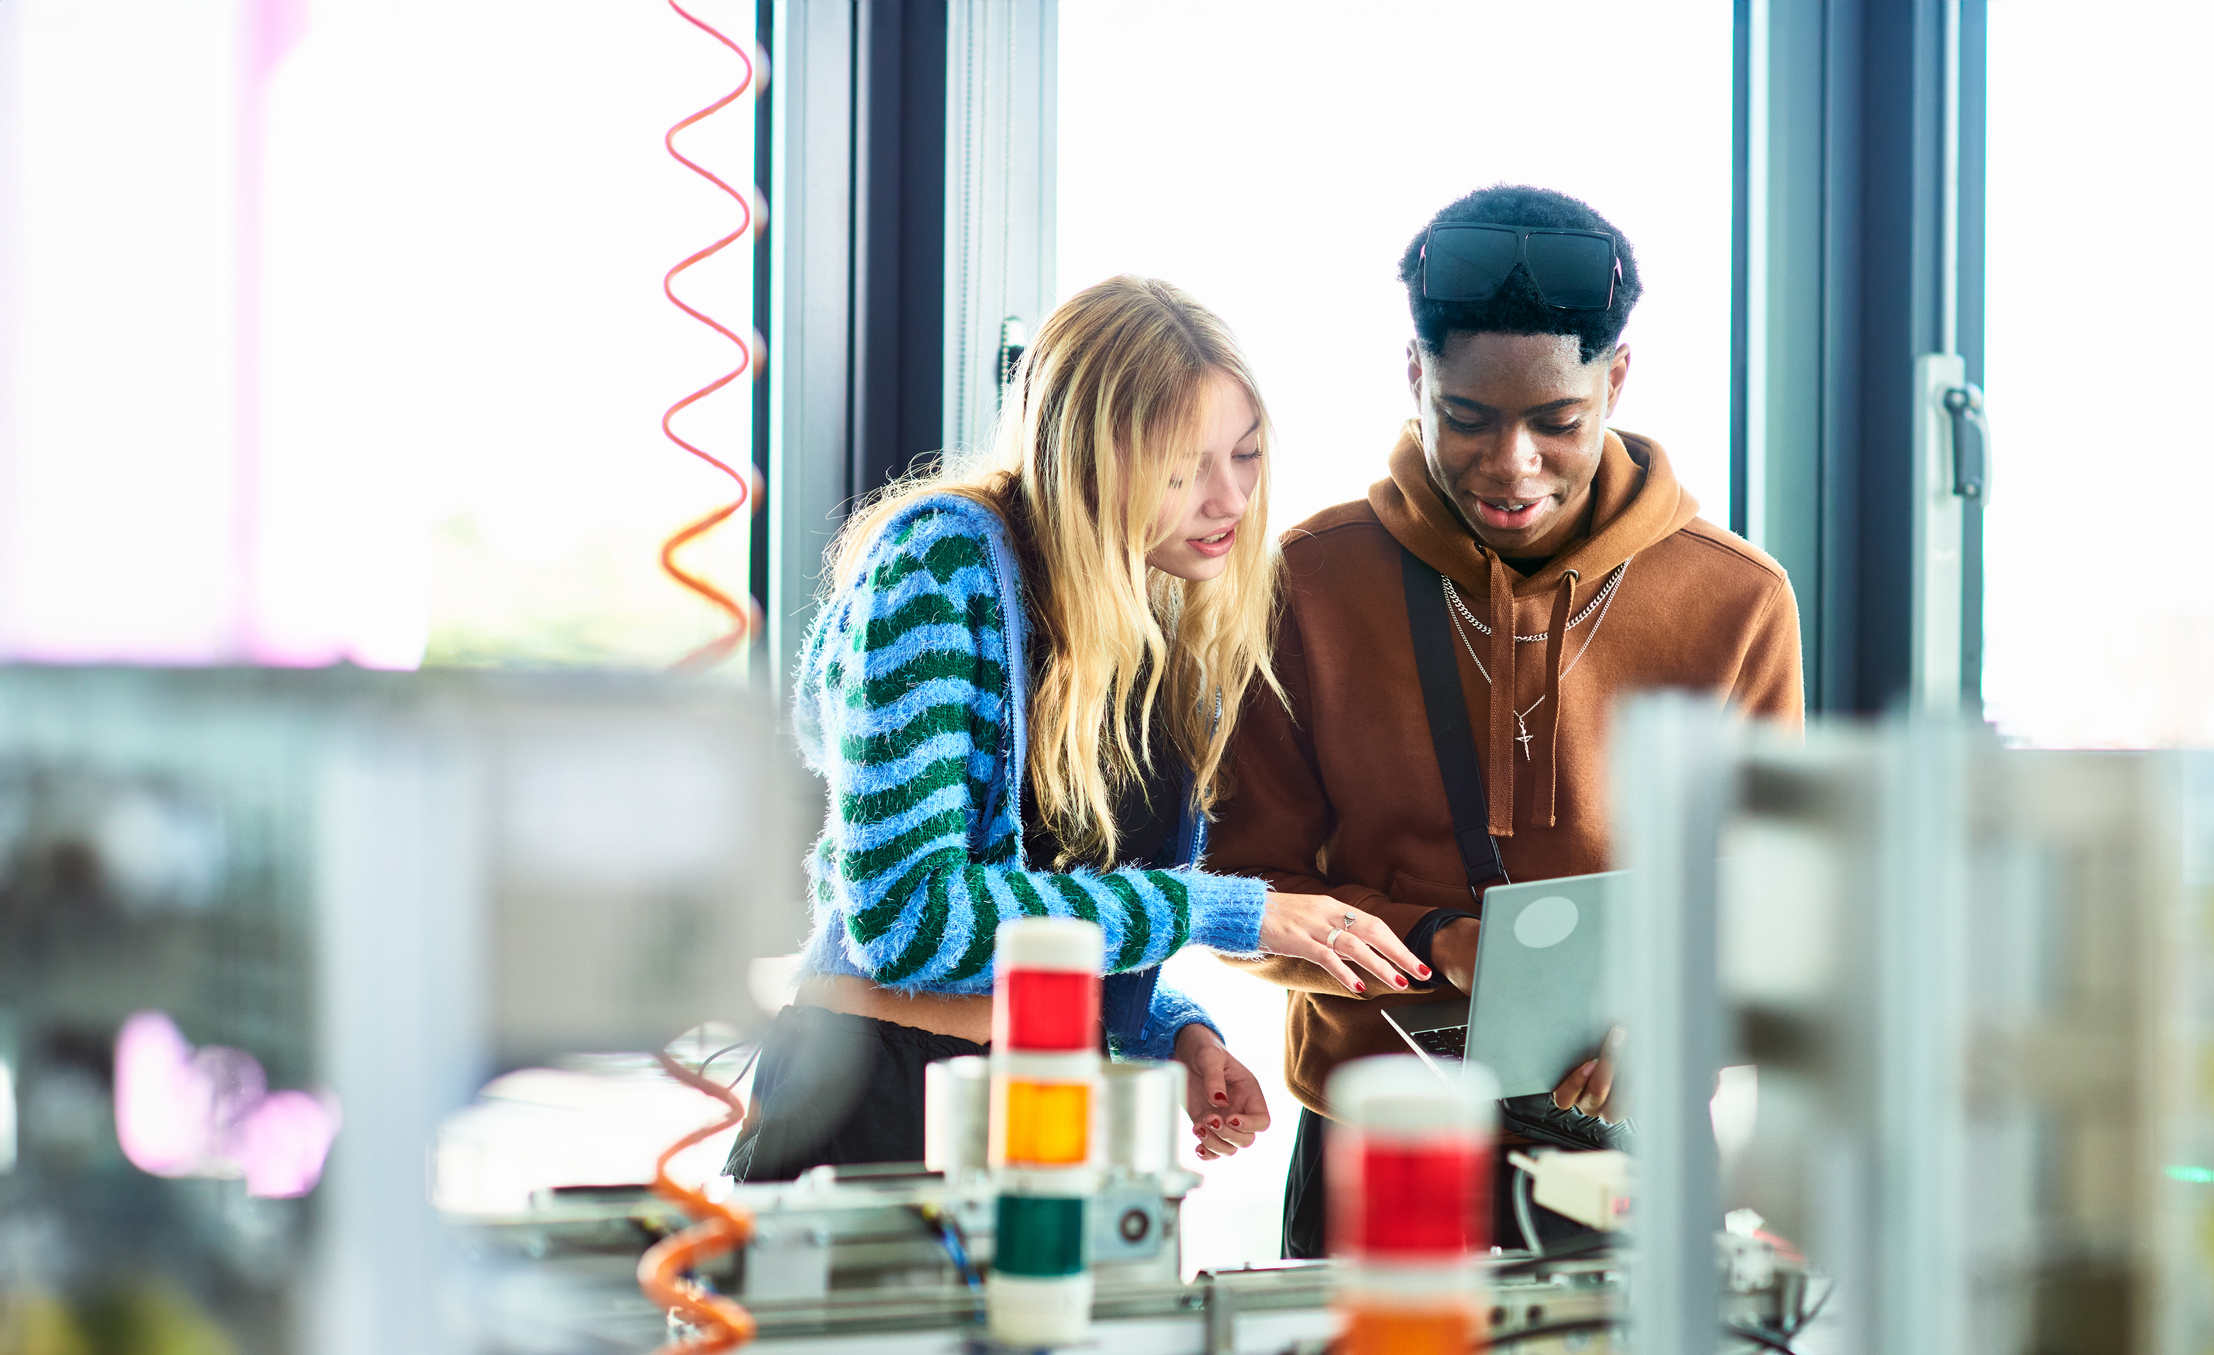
[1393,974,1409,988]
[1416,964,1432,979]
[1212,1091,1229,1104]
[1229,1117,1240,1127]
[1209,1117,1222,1129]
[1355,980,1366,993]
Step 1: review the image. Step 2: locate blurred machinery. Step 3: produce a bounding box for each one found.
[0,662,1856,1355]
[447,1092,1815,1355]
[0,665,811,1355]
[1614,695,2214,1355]
[437,1047,1819,1355]
[21,664,2211,1355]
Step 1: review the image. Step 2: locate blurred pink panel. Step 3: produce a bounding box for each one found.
[113,1009,340,1197]
[235,0,310,664]
[236,1090,343,1199]
[243,0,307,75]
[114,1011,213,1178]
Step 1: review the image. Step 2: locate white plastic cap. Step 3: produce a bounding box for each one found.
[994,1049,1100,1082]
[987,1271,1094,1346]
[995,915,1104,975]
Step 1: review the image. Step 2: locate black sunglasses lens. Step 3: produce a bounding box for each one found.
[1424,225,1521,302]
[1522,232,1616,310]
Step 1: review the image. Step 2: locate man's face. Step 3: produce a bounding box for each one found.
[1407,330,1630,559]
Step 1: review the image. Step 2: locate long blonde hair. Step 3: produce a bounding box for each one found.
[831,275,1283,867]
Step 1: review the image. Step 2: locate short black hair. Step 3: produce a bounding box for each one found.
[1397,184,1642,364]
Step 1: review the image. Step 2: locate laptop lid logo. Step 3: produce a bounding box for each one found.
[1513,896,1581,949]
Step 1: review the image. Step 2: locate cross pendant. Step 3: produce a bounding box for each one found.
[1515,724,1535,761]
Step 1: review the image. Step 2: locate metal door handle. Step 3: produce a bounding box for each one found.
[1943,384,1989,501]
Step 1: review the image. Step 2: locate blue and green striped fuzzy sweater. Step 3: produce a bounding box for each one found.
[791,495,1267,1059]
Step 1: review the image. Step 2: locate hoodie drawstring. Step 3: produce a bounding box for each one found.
[1485,550,1516,837]
[1534,569,1578,828]
[1461,556,1595,833]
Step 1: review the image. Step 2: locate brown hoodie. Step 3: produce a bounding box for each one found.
[1211,423,1804,1114]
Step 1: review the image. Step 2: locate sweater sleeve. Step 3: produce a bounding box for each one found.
[816,509,1267,991]
[1130,979,1219,1061]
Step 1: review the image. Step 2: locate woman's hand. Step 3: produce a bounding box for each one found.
[1259,893,1430,995]
[1173,1024,1271,1160]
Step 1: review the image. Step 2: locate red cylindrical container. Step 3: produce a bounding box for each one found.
[992,917,1102,1053]
[1327,1055,1500,1352]
[998,969,1098,1051]
[1334,1137,1488,1257]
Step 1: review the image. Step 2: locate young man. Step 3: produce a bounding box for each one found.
[1208,185,1804,1256]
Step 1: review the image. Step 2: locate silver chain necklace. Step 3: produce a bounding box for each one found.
[1442,561,1628,643]
[1441,557,1633,760]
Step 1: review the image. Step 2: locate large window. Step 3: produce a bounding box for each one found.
[0,0,759,669]
[1982,2,2213,746]
[1060,0,1734,1267]
[1059,0,1737,535]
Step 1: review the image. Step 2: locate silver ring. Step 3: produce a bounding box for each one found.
[1322,911,1359,953]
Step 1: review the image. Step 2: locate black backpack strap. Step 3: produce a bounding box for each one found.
[1400,547,1510,907]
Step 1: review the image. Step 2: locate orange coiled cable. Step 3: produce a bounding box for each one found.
[638,1050,757,1353]
[660,0,764,671]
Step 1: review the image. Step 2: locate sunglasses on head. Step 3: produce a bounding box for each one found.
[1420,223,1622,311]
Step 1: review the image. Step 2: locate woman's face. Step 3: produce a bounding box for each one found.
[1144,369,1262,583]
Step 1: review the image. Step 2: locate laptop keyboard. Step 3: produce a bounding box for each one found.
[1411,1025,1468,1060]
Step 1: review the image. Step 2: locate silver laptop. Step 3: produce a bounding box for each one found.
[1383,871,1625,1097]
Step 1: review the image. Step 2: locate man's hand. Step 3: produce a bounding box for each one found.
[1550,1026,1628,1123]
[1173,1024,1272,1160]
[1431,916,1482,994]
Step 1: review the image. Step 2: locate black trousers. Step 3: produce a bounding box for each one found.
[1281,1106,1597,1259]
[724,1004,986,1182]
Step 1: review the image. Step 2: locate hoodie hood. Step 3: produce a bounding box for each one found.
[1367,422,1700,834]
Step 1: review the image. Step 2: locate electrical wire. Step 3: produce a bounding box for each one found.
[1490,1229,1616,1276]
[1510,1159,1544,1254]
[636,1050,756,1354]
[639,7,771,1289]
[717,1044,763,1092]
[660,0,764,671]
[692,1041,747,1073]
[1490,1316,1800,1353]
[1788,1274,1835,1336]
[1488,1317,1624,1348]
[912,1203,983,1292]
[687,1040,759,1089]
[1723,1322,1801,1353]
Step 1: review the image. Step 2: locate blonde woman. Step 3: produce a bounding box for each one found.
[728,277,1426,1181]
